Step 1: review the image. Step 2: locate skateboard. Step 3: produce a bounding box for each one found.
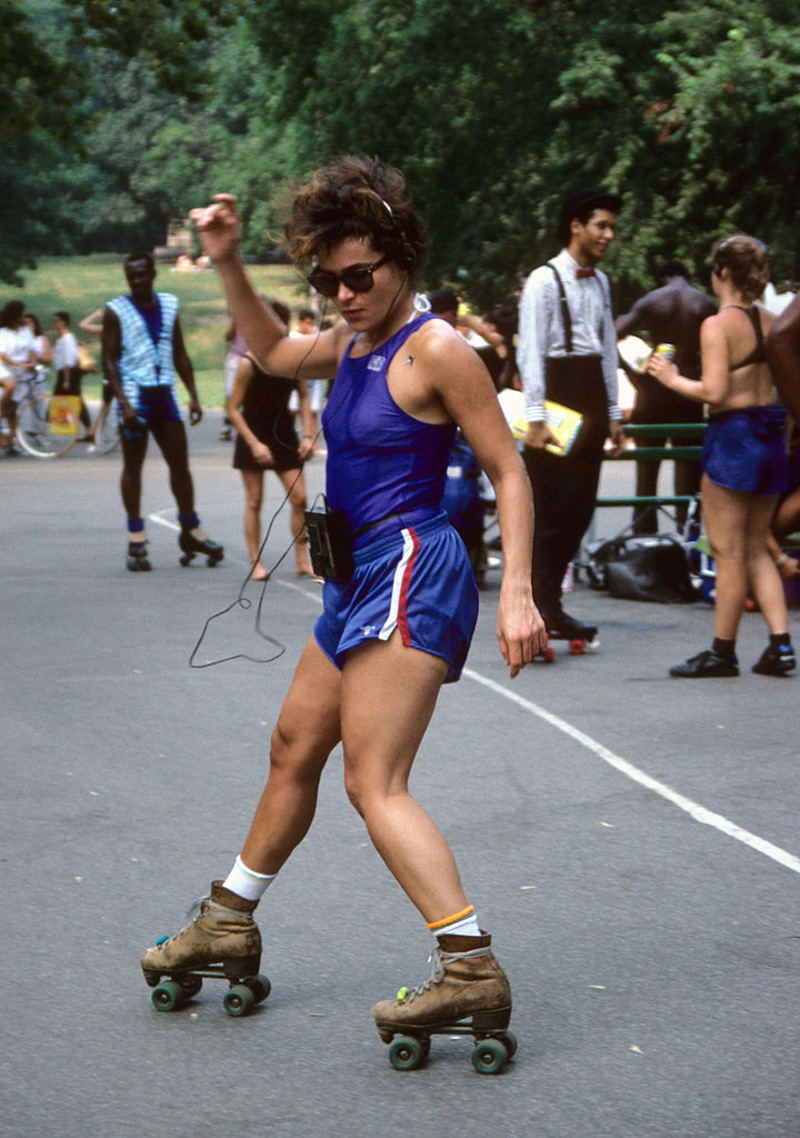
[537,628,599,663]
[377,1018,518,1075]
[143,956,270,1017]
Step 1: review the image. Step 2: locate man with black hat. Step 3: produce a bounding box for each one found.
[517,187,625,640]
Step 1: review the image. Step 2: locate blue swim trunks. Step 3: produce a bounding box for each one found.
[117,384,182,427]
[314,512,478,683]
[702,404,788,495]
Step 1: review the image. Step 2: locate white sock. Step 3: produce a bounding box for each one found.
[426,904,482,939]
[223,855,278,902]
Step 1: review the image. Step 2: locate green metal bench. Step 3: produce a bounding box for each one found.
[596,422,704,513]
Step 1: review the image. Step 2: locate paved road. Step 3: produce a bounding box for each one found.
[2,413,798,1138]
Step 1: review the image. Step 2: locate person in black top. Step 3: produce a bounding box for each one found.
[615,262,717,532]
[226,299,315,579]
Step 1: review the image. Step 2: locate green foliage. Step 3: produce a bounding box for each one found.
[8,0,800,307]
[69,0,239,100]
[14,256,308,406]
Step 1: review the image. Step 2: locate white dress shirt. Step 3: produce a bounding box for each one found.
[517,247,621,422]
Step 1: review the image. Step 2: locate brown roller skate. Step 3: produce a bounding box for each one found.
[140,881,270,1017]
[371,933,516,1074]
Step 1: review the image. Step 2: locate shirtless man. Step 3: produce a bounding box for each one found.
[766,290,800,423]
[615,262,717,532]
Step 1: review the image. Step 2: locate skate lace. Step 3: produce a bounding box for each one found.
[153,894,209,947]
[394,943,491,1005]
[395,946,446,1005]
[185,894,209,921]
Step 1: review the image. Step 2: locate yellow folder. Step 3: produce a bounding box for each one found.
[498,389,584,456]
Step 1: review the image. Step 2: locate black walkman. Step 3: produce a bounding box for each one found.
[304,503,355,581]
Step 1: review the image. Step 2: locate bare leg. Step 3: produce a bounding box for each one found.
[632,453,660,535]
[744,493,789,635]
[1,378,15,444]
[702,476,749,641]
[276,467,313,574]
[240,467,268,579]
[340,633,468,924]
[150,420,194,516]
[772,486,800,544]
[120,431,149,520]
[674,457,701,531]
[240,636,342,874]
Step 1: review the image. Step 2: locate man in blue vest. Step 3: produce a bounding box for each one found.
[102,253,223,571]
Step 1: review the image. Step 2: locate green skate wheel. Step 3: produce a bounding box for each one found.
[247,974,271,1004]
[471,1037,509,1075]
[388,1036,426,1071]
[180,976,203,999]
[151,980,186,1012]
[223,984,255,1018]
[497,1030,518,1060]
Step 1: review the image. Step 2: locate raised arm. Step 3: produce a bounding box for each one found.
[190,195,343,381]
[78,308,104,337]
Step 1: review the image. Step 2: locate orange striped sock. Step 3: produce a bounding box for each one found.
[426,904,481,938]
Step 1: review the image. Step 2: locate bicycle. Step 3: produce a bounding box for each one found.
[14,368,80,459]
[91,394,121,453]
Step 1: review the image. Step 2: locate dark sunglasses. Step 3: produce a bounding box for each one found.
[306,254,392,298]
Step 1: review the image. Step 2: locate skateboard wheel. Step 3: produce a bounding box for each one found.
[247,974,271,1004]
[471,1037,508,1075]
[568,639,586,655]
[223,984,255,1018]
[388,1035,426,1071]
[151,980,186,1012]
[496,1030,518,1059]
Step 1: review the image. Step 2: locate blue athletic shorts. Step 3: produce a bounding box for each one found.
[314,512,479,683]
[117,384,182,427]
[702,404,788,495]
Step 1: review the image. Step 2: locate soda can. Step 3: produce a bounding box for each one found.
[655,343,677,362]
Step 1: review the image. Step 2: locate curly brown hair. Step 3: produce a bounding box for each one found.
[711,235,770,303]
[284,155,430,288]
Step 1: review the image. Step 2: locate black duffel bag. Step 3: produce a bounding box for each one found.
[585,534,696,604]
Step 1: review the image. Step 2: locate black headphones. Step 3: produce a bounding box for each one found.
[380,198,417,271]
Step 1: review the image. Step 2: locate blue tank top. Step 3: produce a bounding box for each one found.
[321,312,456,536]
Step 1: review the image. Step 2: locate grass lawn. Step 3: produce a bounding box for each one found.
[12,255,314,407]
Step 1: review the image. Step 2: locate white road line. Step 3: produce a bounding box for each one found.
[153,510,797,876]
[148,511,179,530]
[464,667,800,876]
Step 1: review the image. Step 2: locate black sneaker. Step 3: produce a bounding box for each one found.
[752,643,796,676]
[669,648,739,678]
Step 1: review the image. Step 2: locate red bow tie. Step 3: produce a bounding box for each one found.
[575,267,596,278]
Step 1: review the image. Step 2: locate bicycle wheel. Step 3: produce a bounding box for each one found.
[93,400,121,453]
[16,394,80,458]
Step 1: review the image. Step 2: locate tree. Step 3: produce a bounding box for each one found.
[10,0,800,304]
[0,0,88,281]
[232,0,800,307]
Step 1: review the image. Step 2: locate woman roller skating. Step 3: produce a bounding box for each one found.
[140,156,545,1070]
